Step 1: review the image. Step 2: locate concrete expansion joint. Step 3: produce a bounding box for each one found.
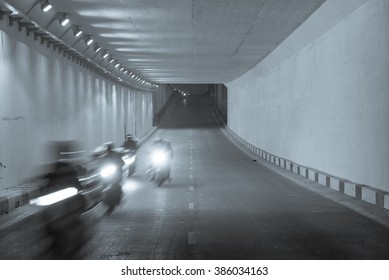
[208,102,389,212]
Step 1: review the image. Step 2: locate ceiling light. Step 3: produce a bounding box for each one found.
[84,36,93,45]
[75,29,82,37]
[59,14,70,26]
[73,26,82,37]
[41,1,53,12]
[93,43,101,52]
[102,52,108,59]
[109,58,114,63]
[114,63,120,68]
[119,66,124,71]
[123,70,128,74]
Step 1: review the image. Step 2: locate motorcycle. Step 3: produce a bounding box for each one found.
[92,142,137,213]
[99,161,123,213]
[146,148,171,186]
[30,160,104,257]
[115,146,137,177]
[28,141,134,256]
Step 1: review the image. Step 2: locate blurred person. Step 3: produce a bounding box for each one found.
[34,140,88,258]
[123,134,139,151]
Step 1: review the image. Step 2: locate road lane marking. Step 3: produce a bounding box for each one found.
[189,174,194,179]
[189,186,194,191]
[189,202,194,209]
[188,232,195,244]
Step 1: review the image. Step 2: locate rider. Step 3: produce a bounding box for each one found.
[148,137,173,180]
[105,142,124,167]
[152,137,173,160]
[103,142,125,212]
[123,134,138,151]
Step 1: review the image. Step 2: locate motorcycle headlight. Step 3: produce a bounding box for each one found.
[100,164,117,178]
[152,150,168,165]
[30,187,78,206]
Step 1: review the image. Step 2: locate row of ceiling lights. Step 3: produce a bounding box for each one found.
[42,1,158,88]
[174,88,189,96]
[0,0,158,89]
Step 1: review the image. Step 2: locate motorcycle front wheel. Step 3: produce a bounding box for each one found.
[103,183,123,214]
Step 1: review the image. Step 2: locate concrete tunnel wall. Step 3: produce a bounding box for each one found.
[0,17,169,191]
[227,0,389,192]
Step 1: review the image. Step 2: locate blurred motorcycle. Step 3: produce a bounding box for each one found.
[93,142,132,213]
[30,159,104,257]
[122,134,139,177]
[99,160,123,213]
[146,148,171,186]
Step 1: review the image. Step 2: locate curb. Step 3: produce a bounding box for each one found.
[207,100,389,211]
[0,179,47,216]
[227,127,389,210]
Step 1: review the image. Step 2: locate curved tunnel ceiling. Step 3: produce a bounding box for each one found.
[4,0,326,84]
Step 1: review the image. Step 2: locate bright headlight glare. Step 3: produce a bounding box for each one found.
[152,151,168,165]
[100,165,117,178]
[30,187,78,206]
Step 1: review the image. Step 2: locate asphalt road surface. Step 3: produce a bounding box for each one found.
[1,94,389,260]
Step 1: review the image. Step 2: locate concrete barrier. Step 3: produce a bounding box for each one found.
[211,104,389,212]
[292,164,299,175]
[384,194,389,210]
[318,173,327,186]
[329,177,341,192]
[344,182,357,198]
[0,181,46,216]
[361,186,377,205]
[299,166,308,177]
[308,169,316,181]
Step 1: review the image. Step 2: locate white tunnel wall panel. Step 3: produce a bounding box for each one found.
[0,21,154,190]
[153,84,174,116]
[227,0,389,192]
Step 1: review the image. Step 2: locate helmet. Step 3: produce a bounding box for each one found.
[104,142,114,152]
